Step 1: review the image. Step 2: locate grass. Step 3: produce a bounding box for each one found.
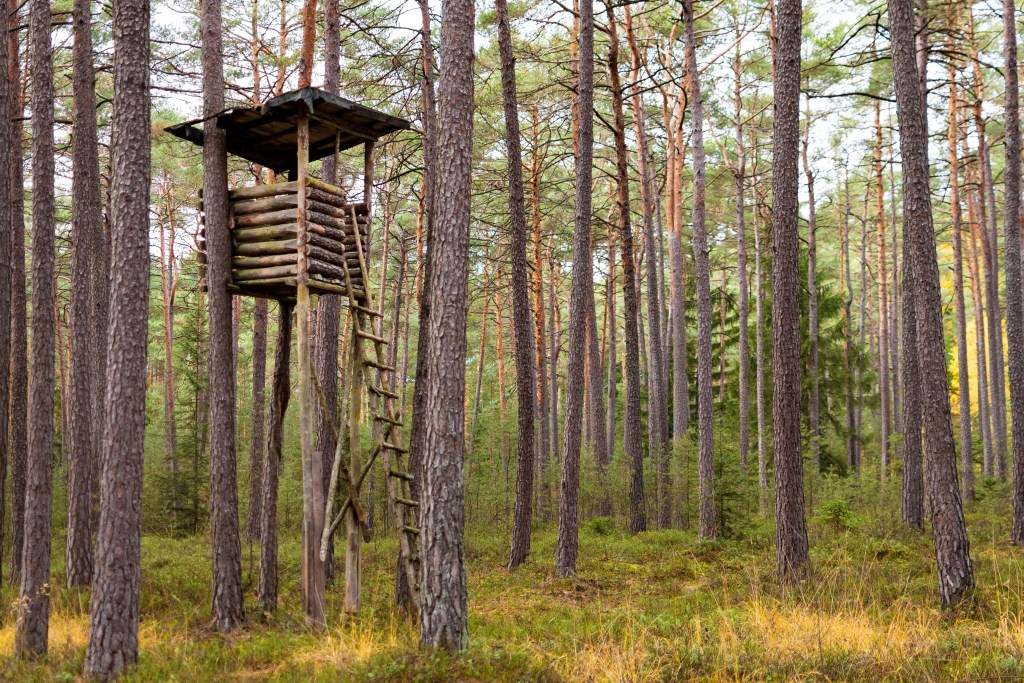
[3,480,1024,681]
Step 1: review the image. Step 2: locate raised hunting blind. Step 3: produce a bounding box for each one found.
[169,87,419,626]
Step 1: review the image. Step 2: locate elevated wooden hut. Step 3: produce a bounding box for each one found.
[169,87,420,625]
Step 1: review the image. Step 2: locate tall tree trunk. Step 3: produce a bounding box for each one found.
[83,0,150,670]
[258,304,292,612]
[401,0,436,612]
[947,60,974,501]
[66,0,102,589]
[963,142,993,477]
[247,298,267,542]
[734,34,750,475]
[968,7,1007,477]
[556,0,594,576]
[468,281,490,453]
[682,0,715,540]
[857,188,869,474]
[606,2,645,535]
[668,87,690,448]
[802,97,819,473]
[15,0,56,652]
[1004,0,1024,545]
[530,110,552,520]
[889,0,974,604]
[419,0,474,650]
[0,0,11,591]
[603,220,617,517]
[841,173,857,470]
[8,0,27,587]
[771,0,810,582]
[202,0,244,630]
[754,163,768,511]
[625,9,669,527]
[874,100,891,478]
[315,0,342,581]
[496,0,538,571]
[548,256,559,462]
[158,189,180,514]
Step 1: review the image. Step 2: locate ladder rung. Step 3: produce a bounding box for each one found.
[357,329,388,344]
[369,385,399,399]
[389,469,413,481]
[403,525,421,535]
[350,302,382,317]
[382,441,408,453]
[363,358,395,372]
[396,497,419,507]
[373,414,404,426]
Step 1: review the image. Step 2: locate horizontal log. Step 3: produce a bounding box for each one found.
[232,227,359,254]
[308,277,351,296]
[309,258,363,283]
[234,208,298,228]
[233,264,297,281]
[235,238,299,255]
[229,181,299,201]
[233,254,297,268]
[306,176,347,198]
[232,194,299,216]
[233,207,370,235]
[233,248,357,271]
[308,244,356,269]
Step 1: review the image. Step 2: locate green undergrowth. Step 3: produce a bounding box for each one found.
[3,484,1024,681]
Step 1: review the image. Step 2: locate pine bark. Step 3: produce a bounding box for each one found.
[963,145,993,477]
[8,0,27,587]
[202,0,244,630]
[890,0,974,604]
[419,0,474,650]
[873,100,891,477]
[754,173,768,510]
[968,8,1007,477]
[15,0,56,652]
[947,65,974,501]
[802,100,819,472]
[83,0,150,671]
[682,0,715,540]
[606,3,645,535]
[734,37,750,475]
[315,0,342,580]
[625,9,668,526]
[556,0,594,576]
[247,298,268,542]
[401,0,435,612]
[67,0,103,589]
[668,88,690,445]
[530,111,552,520]
[258,304,292,612]
[497,0,538,570]
[1004,0,1024,544]
[771,0,810,582]
[0,0,11,591]
[158,185,181,516]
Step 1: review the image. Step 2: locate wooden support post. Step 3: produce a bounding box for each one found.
[345,310,364,613]
[296,108,326,627]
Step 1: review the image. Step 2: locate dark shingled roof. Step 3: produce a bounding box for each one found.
[166,87,410,172]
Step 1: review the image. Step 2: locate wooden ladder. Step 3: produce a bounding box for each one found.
[320,206,420,613]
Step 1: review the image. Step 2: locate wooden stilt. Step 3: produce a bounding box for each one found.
[345,306,364,613]
[296,109,326,628]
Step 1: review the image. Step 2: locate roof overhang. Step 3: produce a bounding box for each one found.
[166,87,411,173]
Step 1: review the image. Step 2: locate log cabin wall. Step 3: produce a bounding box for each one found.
[198,176,370,301]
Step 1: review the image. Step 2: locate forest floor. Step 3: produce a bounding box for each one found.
[3,479,1024,681]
